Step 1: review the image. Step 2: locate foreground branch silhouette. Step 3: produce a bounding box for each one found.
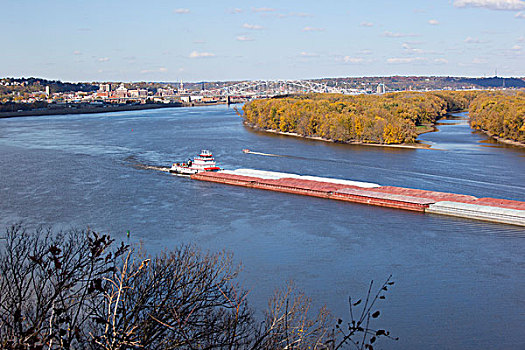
[0,224,396,349]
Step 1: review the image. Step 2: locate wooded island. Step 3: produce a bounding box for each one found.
[241,90,525,146]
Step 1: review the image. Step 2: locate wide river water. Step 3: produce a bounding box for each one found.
[0,106,524,349]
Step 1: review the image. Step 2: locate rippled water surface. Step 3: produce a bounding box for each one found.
[1,107,524,349]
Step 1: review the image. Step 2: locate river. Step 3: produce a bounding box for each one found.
[0,106,524,349]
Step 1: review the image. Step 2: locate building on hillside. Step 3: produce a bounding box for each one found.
[99,83,111,92]
[115,84,128,98]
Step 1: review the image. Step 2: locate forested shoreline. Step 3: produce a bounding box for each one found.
[469,92,525,144]
[241,91,524,146]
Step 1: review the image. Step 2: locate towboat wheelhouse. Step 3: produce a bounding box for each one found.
[170,150,221,175]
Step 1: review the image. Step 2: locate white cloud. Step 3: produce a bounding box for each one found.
[302,26,325,32]
[230,8,243,14]
[360,21,374,27]
[387,57,426,64]
[516,11,525,16]
[289,12,312,17]
[174,8,190,14]
[193,40,206,44]
[140,67,168,74]
[434,58,449,64]
[73,51,81,55]
[453,0,525,11]
[464,36,485,43]
[472,57,488,64]
[343,56,364,64]
[189,51,215,58]
[236,36,254,41]
[428,19,440,25]
[243,23,264,30]
[383,31,418,38]
[98,57,109,62]
[252,7,276,13]
[402,43,424,53]
[511,44,522,49]
[300,52,320,58]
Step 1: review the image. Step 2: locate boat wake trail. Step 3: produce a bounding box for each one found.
[244,150,284,157]
[134,164,170,172]
[124,155,170,172]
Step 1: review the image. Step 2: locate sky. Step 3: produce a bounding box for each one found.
[1,0,524,82]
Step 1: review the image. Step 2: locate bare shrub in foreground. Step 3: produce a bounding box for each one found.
[0,224,396,349]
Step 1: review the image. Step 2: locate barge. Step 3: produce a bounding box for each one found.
[191,169,525,227]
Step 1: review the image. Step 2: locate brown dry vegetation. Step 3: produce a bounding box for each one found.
[241,90,524,145]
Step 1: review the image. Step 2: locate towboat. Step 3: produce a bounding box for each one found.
[242,149,250,153]
[169,150,221,175]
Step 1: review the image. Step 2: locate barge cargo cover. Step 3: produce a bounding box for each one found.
[191,169,525,227]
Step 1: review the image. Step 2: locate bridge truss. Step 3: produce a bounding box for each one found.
[200,80,362,97]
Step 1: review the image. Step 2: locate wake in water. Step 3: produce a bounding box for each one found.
[124,155,171,173]
[243,150,284,157]
[134,164,170,172]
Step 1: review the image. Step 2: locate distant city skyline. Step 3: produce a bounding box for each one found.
[1,0,524,82]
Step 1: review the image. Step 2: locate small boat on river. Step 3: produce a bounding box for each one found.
[170,150,221,175]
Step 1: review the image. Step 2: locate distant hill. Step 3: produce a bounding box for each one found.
[1,77,98,93]
[457,77,525,88]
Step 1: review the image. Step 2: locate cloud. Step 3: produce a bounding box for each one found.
[358,49,373,55]
[383,31,418,38]
[302,26,325,32]
[402,43,424,53]
[193,40,206,44]
[300,52,320,57]
[230,8,243,14]
[289,12,312,17]
[428,19,440,25]
[236,36,254,41]
[98,57,109,62]
[387,57,426,64]
[453,0,525,11]
[516,11,525,16]
[140,67,168,74]
[511,44,522,49]
[434,58,449,64]
[464,36,486,43]
[189,51,215,58]
[343,56,364,64]
[360,21,374,27]
[73,50,81,55]
[472,57,488,64]
[243,23,264,30]
[252,7,276,13]
[174,8,190,14]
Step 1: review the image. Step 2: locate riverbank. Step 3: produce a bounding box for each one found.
[0,100,234,119]
[244,122,433,149]
[477,129,525,148]
[0,103,182,119]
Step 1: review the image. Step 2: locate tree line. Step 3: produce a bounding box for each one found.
[468,91,525,143]
[241,90,523,145]
[0,224,396,349]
